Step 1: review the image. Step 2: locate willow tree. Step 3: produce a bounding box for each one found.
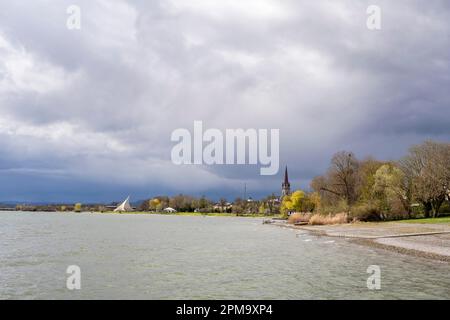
[373,164,412,217]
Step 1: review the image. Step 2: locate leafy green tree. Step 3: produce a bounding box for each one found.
[280,195,294,217]
[149,198,161,211]
[74,203,82,212]
[309,192,321,212]
[218,198,228,212]
[199,196,209,209]
[264,193,279,215]
[373,164,412,217]
[232,197,246,215]
[290,190,306,211]
[357,158,385,201]
[258,203,267,214]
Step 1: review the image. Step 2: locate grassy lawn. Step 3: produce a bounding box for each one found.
[396,216,450,224]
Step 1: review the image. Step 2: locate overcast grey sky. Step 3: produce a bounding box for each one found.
[0,0,449,203]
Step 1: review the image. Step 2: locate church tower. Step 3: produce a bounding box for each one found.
[281,166,291,198]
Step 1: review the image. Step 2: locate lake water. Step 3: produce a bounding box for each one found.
[0,211,449,299]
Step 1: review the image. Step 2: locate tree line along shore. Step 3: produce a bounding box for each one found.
[7,140,450,225]
[286,140,450,225]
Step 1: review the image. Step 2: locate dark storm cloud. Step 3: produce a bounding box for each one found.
[0,0,449,202]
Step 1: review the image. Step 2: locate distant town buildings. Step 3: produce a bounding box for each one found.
[8,166,292,215]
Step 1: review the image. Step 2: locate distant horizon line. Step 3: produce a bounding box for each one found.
[0,193,285,206]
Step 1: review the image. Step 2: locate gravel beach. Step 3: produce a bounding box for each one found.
[274,221,450,262]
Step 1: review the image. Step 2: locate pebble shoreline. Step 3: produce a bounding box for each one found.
[271,221,450,263]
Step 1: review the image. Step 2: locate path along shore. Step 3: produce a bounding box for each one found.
[271,221,450,262]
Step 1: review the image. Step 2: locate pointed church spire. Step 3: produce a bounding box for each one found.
[284,166,289,185]
[281,166,291,198]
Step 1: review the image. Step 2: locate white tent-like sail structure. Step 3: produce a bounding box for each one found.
[114,196,133,212]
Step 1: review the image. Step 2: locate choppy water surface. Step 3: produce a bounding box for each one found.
[0,212,449,299]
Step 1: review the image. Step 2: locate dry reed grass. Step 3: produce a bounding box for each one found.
[308,212,348,225]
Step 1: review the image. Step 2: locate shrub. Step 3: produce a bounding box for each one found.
[287,212,312,224]
[350,201,412,221]
[349,203,382,221]
[318,200,350,215]
[74,203,82,213]
[439,201,450,215]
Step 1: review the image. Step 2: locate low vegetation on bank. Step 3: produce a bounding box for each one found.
[396,216,450,224]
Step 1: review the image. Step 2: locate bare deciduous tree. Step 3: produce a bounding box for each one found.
[400,141,450,217]
[312,151,359,205]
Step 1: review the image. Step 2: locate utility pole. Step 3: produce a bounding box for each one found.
[244,183,247,201]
